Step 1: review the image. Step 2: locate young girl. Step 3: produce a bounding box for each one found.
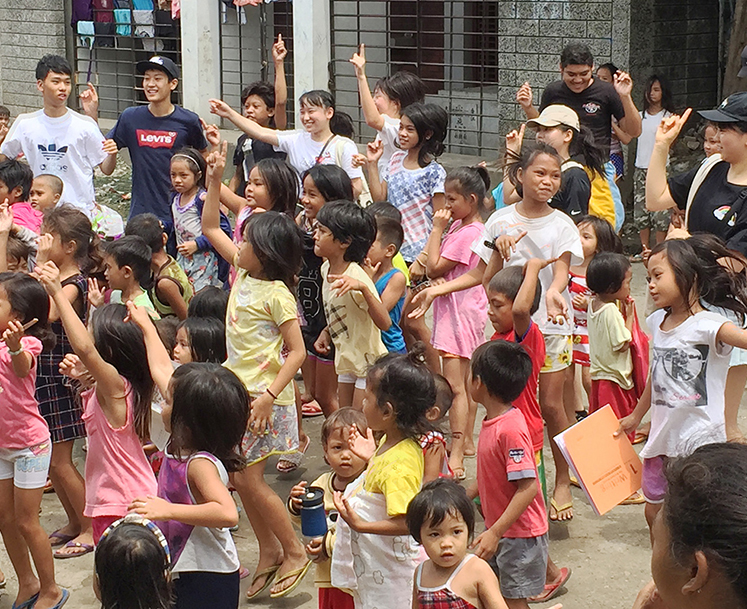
[424,166,489,479]
[210,90,364,198]
[297,164,355,418]
[173,317,227,365]
[331,350,434,609]
[618,235,747,529]
[406,479,509,609]
[422,374,454,483]
[703,122,721,157]
[37,262,157,543]
[170,148,228,292]
[596,63,634,181]
[0,273,66,609]
[129,363,249,609]
[201,141,311,599]
[34,206,101,558]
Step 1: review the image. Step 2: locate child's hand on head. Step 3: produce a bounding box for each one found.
[366,140,384,164]
[102,139,118,156]
[177,240,198,257]
[329,274,364,297]
[515,82,533,109]
[0,202,12,234]
[349,43,366,75]
[505,123,525,155]
[87,277,106,308]
[35,261,63,296]
[432,208,451,232]
[289,481,308,512]
[129,496,174,521]
[494,230,527,261]
[2,319,27,352]
[248,391,274,436]
[348,424,376,462]
[36,233,54,265]
[470,526,500,560]
[272,34,287,63]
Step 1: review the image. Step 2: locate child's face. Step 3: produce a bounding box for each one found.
[37,71,71,109]
[0,115,9,128]
[173,327,193,364]
[578,222,598,261]
[103,255,128,290]
[648,80,663,105]
[142,69,177,103]
[444,185,473,221]
[323,427,367,480]
[704,125,721,157]
[30,180,60,211]
[39,230,70,267]
[397,115,419,151]
[362,378,388,432]
[420,512,470,569]
[534,125,571,153]
[301,175,326,221]
[0,180,21,204]
[243,94,274,126]
[0,285,19,334]
[6,256,27,273]
[595,67,613,84]
[313,223,344,260]
[237,236,263,275]
[372,87,398,117]
[245,167,271,210]
[365,234,391,268]
[518,154,561,202]
[487,289,514,335]
[647,252,680,309]
[170,159,198,195]
[611,267,633,301]
[299,102,334,135]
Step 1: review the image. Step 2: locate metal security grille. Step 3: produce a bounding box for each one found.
[73,4,182,120]
[330,0,501,156]
[218,1,295,127]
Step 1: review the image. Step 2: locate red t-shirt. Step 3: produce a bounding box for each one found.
[491,321,545,451]
[477,407,548,538]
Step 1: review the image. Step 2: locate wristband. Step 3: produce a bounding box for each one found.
[8,346,24,357]
[265,388,278,400]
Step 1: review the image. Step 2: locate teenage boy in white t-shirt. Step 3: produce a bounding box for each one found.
[0,55,114,216]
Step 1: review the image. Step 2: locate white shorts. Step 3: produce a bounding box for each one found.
[338,373,367,390]
[0,441,52,489]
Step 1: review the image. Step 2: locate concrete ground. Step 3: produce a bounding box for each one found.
[0,263,737,609]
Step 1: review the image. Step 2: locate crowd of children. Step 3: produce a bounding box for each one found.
[1,37,747,609]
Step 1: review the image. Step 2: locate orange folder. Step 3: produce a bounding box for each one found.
[553,405,642,516]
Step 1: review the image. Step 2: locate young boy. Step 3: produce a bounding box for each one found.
[0,159,43,233]
[125,213,193,319]
[288,408,368,609]
[468,340,548,609]
[91,235,160,319]
[0,55,112,216]
[0,105,10,146]
[0,204,32,273]
[366,215,407,353]
[29,174,63,211]
[312,201,390,408]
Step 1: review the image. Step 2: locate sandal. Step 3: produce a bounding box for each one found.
[301,400,323,418]
[54,541,94,559]
[276,435,310,473]
[48,529,76,547]
[245,564,281,600]
[12,593,39,609]
[621,490,646,505]
[529,567,571,603]
[549,498,574,522]
[269,560,312,598]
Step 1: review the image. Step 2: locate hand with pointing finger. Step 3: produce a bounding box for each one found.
[272,34,287,63]
[505,124,526,156]
[655,108,693,150]
[494,230,527,261]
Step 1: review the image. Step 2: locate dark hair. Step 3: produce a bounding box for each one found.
[35,173,64,194]
[488,266,542,316]
[125,213,165,253]
[252,159,299,216]
[36,54,72,80]
[168,363,248,472]
[91,304,154,442]
[649,235,747,322]
[597,62,618,78]
[6,235,31,266]
[643,74,676,115]
[505,142,563,199]
[299,89,349,135]
[664,442,747,605]
[374,216,404,253]
[42,205,104,273]
[154,316,179,358]
[0,272,55,350]
[177,317,226,363]
[367,201,402,223]
[0,159,33,201]
[95,522,172,609]
[586,252,631,295]
[433,374,454,417]
[316,200,377,263]
[401,103,448,167]
[321,406,368,447]
[375,70,427,111]
[331,111,355,139]
[366,344,435,440]
[444,166,491,204]
[303,164,354,203]
[187,286,228,322]
[105,236,153,288]
[171,147,206,189]
[576,215,623,254]
[719,122,747,135]
[407,479,475,544]
[471,340,532,403]
[0,106,9,118]
[242,211,304,290]
[241,81,275,110]
[560,42,594,68]
[568,125,607,178]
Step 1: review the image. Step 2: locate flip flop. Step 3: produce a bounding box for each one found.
[276,435,311,474]
[12,593,39,609]
[269,560,312,598]
[633,430,649,445]
[245,564,281,600]
[529,567,571,603]
[54,541,94,559]
[49,589,70,609]
[570,475,581,489]
[549,498,573,522]
[621,491,646,505]
[301,400,323,418]
[48,529,76,547]
[0,577,5,589]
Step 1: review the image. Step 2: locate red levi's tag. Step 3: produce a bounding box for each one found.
[136,130,178,148]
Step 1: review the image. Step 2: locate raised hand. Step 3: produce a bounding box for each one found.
[272,34,287,63]
[200,118,221,148]
[124,300,153,330]
[505,123,526,156]
[516,81,533,109]
[206,140,228,182]
[79,82,99,118]
[655,108,693,149]
[87,277,106,308]
[0,201,12,234]
[349,43,366,76]
[208,99,234,119]
[36,233,54,265]
[613,70,634,97]
[348,423,376,461]
[2,319,27,352]
[366,140,384,164]
[35,261,63,296]
[351,153,368,169]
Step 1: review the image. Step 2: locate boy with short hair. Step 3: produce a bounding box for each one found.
[0,55,113,216]
[0,105,10,146]
[30,174,64,212]
[125,213,193,319]
[366,215,407,353]
[468,339,549,609]
[0,158,43,233]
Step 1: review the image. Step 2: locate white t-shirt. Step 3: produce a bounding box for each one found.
[472,206,583,335]
[641,309,731,459]
[375,115,400,175]
[1,109,107,215]
[274,131,363,181]
[635,109,671,169]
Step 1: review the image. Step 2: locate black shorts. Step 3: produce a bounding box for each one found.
[302,325,335,363]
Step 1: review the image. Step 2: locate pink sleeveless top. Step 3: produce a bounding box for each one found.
[81,379,157,518]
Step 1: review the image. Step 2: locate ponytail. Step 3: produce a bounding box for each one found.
[569,125,606,178]
[444,166,491,204]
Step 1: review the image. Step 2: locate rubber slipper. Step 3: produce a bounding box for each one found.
[43,478,55,494]
[48,529,76,547]
[549,498,573,522]
[276,435,311,473]
[633,431,649,445]
[452,467,466,481]
[528,567,571,603]
[621,491,646,505]
[0,577,6,589]
[570,475,581,489]
[48,588,70,609]
[301,400,323,418]
[54,541,94,559]
[12,593,39,609]
[269,560,312,598]
[239,566,250,580]
[246,564,281,600]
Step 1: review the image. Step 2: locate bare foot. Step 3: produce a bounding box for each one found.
[33,587,66,609]
[549,483,574,522]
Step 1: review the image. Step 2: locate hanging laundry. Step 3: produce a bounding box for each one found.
[133,0,155,10]
[114,9,132,36]
[77,20,95,49]
[71,0,93,26]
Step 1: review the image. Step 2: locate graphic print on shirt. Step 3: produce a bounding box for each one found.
[37,143,69,173]
[582,102,601,115]
[651,344,709,408]
[509,448,525,463]
[136,130,178,149]
[327,303,349,340]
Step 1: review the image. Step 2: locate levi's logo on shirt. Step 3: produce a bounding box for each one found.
[136,130,178,148]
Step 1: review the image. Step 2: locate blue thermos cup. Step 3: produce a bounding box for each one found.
[301,486,328,538]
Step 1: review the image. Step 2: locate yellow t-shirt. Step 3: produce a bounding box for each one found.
[587,300,633,389]
[585,167,616,228]
[392,253,410,283]
[321,261,388,377]
[224,267,297,405]
[364,437,424,516]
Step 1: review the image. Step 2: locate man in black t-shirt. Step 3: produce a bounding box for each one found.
[517,43,642,157]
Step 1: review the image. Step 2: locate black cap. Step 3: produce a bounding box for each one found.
[739,45,747,78]
[698,92,747,123]
[136,56,179,81]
